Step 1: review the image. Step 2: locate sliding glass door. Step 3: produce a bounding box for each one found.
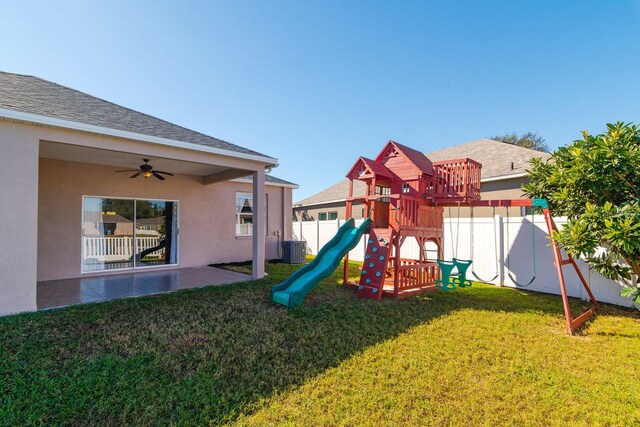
[82,197,178,273]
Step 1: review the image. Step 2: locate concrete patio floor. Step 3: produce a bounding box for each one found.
[37,266,252,310]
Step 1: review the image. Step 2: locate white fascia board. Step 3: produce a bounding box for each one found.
[231,177,299,189]
[293,198,350,207]
[0,108,279,166]
[481,172,528,183]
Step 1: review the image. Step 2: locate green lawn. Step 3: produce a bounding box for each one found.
[1,261,640,426]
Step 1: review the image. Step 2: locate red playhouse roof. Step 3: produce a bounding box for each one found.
[346,156,397,181]
[376,140,434,176]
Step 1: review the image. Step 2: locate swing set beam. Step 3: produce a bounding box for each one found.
[437,197,598,334]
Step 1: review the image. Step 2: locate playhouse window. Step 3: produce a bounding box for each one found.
[375,185,391,202]
[402,183,410,193]
[235,192,268,236]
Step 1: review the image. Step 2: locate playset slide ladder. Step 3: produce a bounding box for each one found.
[357,228,391,299]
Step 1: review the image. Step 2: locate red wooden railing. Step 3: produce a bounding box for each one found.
[393,196,442,230]
[388,258,438,292]
[430,158,482,202]
[397,260,438,292]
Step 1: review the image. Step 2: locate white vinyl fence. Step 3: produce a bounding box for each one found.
[292,217,635,308]
[83,236,163,262]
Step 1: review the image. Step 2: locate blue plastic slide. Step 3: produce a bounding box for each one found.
[271,218,372,308]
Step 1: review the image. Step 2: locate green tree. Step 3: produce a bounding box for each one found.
[523,122,640,305]
[491,131,550,153]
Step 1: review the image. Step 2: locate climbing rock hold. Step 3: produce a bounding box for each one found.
[366,278,371,283]
[358,285,363,290]
[365,254,370,259]
[369,262,374,268]
[372,247,378,253]
[376,272,382,277]
[368,239,373,244]
[372,288,378,293]
[379,255,385,261]
[362,270,367,275]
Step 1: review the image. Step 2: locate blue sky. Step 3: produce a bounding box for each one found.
[1,1,639,200]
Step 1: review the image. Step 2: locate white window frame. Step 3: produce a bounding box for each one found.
[235,192,268,236]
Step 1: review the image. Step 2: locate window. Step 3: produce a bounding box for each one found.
[328,211,338,220]
[402,183,411,194]
[375,185,391,202]
[318,212,327,221]
[235,192,268,236]
[82,197,178,273]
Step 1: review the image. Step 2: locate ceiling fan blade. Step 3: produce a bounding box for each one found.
[130,172,141,178]
[115,169,140,173]
[152,172,166,180]
[154,170,174,176]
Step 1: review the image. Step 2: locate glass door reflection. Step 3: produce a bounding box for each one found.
[134,200,178,268]
[82,197,135,272]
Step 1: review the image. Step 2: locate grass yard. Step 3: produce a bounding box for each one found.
[1,261,640,426]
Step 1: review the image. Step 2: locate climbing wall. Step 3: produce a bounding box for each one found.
[357,229,391,300]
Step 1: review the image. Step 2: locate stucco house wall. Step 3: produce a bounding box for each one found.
[38,158,292,281]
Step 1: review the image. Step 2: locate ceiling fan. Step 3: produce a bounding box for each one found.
[115,159,174,180]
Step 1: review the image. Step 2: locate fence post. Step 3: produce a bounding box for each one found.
[496,214,505,286]
[316,219,320,254]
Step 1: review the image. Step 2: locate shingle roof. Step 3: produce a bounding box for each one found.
[295,139,552,205]
[426,138,551,179]
[295,179,367,206]
[0,71,270,159]
[240,174,298,187]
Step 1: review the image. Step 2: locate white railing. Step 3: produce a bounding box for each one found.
[83,236,163,261]
[292,217,635,308]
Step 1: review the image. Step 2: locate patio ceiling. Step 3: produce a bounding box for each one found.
[39,140,252,182]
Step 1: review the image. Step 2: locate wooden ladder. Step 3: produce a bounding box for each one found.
[542,207,599,334]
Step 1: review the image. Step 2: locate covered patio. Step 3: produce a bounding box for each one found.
[37,266,251,310]
[0,71,298,317]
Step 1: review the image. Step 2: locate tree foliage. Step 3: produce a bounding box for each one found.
[523,122,640,305]
[491,131,550,153]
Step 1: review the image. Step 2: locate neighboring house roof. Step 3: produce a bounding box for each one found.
[0,71,270,159]
[236,174,299,188]
[295,179,367,207]
[136,217,165,225]
[426,138,551,179]
[294,139,551,206]
[84,212,133,223]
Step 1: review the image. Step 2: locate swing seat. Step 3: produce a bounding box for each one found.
[452,258,473,288]
[436,259,457,291]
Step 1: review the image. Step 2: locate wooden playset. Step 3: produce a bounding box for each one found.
[343,140,598,334]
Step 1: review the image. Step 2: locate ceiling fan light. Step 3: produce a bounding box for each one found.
[144,171,153,178]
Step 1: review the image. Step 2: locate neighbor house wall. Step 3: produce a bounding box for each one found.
[0,124,39,315]
[38,158,290,281]
[293,201,365,221]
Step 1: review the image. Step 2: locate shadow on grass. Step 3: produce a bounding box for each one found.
[0,261,637,425]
